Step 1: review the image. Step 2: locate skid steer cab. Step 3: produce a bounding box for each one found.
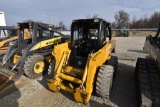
[0,26,18,56]
[47,18,117,104]
[0,21,68,91]
[0,26,17,41]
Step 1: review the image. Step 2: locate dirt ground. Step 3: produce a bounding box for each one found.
[0,37,148,107]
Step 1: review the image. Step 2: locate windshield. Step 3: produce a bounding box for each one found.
[89,29,98,40]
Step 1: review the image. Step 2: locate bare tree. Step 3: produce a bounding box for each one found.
[23,19,34,22]
[142,14,148,28]
[149,11,160,28]
[59,21,67,30]
[114,10,130,28]
[93,14,99,18]
[111,22,116,29]
[130,11,160,28]
[86,14,91,19]
[131,15,136,28]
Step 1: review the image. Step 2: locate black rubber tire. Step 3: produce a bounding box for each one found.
[112,46,116,53]
[107,56,118,78]
[96,65,114,99]
[23,55,45,79]
[47,59,55,79]
[135,58,160,107]
[135,58,151,107]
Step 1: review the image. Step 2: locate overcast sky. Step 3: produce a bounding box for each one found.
[1,0,160,29]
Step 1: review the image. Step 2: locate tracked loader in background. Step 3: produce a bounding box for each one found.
[47,18,118,104]
[0,21,69,94]
[135,23,160,107]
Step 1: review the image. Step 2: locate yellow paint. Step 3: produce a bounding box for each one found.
[45,55,52,63]
[34,61,44,74]
[13,54,21,64]
[74,88,89,104]
[47,37,116,103]
[59,73,82,84]
[64,66,84,76]
[30,37,61,51]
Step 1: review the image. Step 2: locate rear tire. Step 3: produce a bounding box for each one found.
[107,56,118,78]
[23,55,45,79]
[96,65,114,99]
[47,59,55,79]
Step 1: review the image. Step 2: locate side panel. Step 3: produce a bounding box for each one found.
[85,38,115,94]
[30,37,61,51]
[144,36,160,72]
[52,42,71,73]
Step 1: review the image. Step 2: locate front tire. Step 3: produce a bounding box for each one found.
[23,55,45,79]
[96,65,114,99]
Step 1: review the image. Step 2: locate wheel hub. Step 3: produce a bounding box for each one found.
[34,61,44,74]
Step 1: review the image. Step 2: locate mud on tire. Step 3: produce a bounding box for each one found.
[96,65,114,99]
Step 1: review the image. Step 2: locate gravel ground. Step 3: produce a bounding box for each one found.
[0,37,148,107]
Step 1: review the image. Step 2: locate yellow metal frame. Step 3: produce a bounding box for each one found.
[13,54,21,64]
[47,38,116,104]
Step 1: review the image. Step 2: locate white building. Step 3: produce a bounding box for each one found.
[0,11,6,38]
[0,11,6,26]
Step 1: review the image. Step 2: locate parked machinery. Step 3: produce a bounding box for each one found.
[135,23,160,107]
[0,26,17,40]
[0,26,20,56]
[0,21,68,91]
[115,26,129,37]
[47,18,117,104]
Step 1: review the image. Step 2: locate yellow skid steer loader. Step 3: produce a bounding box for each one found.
[0,21,69,96]
[47,18,117,103]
